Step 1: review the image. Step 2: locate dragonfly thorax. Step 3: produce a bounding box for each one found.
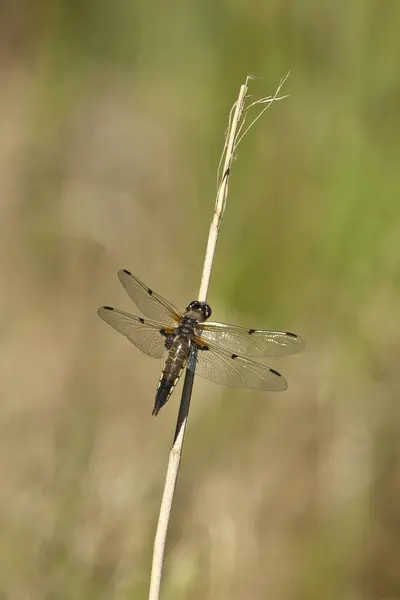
[176,315,198,338]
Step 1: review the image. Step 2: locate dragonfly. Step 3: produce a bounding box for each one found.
[98,269,305,416]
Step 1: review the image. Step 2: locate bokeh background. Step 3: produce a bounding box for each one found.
[1,1,400,598]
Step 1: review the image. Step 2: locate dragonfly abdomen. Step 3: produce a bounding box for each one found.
[152,335,191,416]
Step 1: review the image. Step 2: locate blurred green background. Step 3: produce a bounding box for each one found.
[1,1,400,598]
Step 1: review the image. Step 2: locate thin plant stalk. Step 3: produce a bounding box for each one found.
[148,75,288,600]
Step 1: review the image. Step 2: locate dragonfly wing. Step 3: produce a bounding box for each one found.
[98,306,172,358]
[118,269,182,326]
[197,322,305,357]
[191,339,287,391]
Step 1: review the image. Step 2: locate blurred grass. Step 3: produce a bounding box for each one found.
[1,0,400,598]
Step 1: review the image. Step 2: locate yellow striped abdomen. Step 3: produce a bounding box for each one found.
[152,335,191,416]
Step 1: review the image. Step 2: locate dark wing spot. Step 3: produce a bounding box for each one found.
[270,368,281,377]
[148,288,153,296]
[103,306,114,311]
[286,332,298,338]
[139,317,144,324]
[248,328,256,334]
[231,353,238,359]
[122,269,132,276]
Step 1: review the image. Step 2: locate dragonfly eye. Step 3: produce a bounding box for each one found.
[187,300,212,320]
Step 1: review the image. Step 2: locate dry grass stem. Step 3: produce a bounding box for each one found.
[148,75,288,600]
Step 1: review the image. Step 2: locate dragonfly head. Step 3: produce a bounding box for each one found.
[186,300,212,322]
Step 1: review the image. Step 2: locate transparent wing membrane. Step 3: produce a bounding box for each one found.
[192,338,287,391]
[197,322,305,357]
[118,269,182,325]
[98,306,170,358]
